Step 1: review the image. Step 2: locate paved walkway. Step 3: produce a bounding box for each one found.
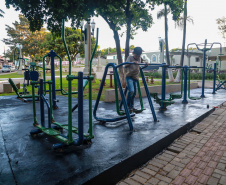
[118,102,226,185]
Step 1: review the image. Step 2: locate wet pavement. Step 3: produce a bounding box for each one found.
[0,88,225,185]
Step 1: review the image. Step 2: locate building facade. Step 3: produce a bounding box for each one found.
[105,47,226,70]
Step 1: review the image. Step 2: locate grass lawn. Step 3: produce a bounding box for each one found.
[0,71,71,78]
[0,74,175,101]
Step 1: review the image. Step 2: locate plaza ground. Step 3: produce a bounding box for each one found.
[0,86,225,184]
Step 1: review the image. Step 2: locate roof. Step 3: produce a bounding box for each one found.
[105,50,133,56]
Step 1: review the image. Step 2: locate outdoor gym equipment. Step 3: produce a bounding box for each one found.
[216,53,224,73]
[212,63,226,93]
[187,66,202,101]
[117,65,158,114]
[93,62,157,131]
[187,39,222,98]
[41,18,96,110]
[150,65,202,106]
[118,79,145,115]
[62,18,98,138]
[150,63,176,110]
[42,49,85,109]
[9,62,40,102]
[42,50,62,109]
[169,68,184,100]
[30,72,93,149]
[29,18,98,148]
[117,65,161,114]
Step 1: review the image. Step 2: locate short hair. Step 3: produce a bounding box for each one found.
[133,47,143,56]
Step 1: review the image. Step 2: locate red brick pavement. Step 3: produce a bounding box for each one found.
[117,103,226,185]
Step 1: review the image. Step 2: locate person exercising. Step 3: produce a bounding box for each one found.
[124,47,143,113]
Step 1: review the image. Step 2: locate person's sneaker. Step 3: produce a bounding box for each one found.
[129,108,133,113]
[133,108,140,113]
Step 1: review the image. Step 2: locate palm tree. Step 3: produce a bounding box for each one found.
[0,9,5,18]
[174,0,194,82]
[157,4,174,82]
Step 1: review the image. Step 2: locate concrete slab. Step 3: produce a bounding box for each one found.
[0,88,225,185]
[104,83,198,102]
[0,123,15,185]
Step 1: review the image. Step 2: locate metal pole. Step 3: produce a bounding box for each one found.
[62,19,72,76]
[84,21,91,75]
[48,81,53,127]
[50,50,58,109]
[212,63,217,94]
[201,39,207,98]
[67,75,73,142]
[42,54,48,95]
[182,66,188,104]
[31,81,37,124]
[40,79,45,127]
[140,67,157,121]
[78,72,84,143]
[161,63,166,110]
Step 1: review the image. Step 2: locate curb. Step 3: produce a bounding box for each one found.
[83,107,215,185]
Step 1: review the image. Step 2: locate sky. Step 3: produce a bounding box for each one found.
[0,0,226,56]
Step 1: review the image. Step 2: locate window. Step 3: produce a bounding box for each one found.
[151,54,157,63]
[195,57,200,62]
[172,58,175,64]
[3,65,11,68]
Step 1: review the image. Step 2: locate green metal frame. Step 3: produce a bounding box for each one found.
[31,80,72,144]
[114,73,145,115]
[9,62,40,100]
[42,52,75,95]
[60,19,99,140]
[8,78,39,99]
[30,19,99,147]
[216,54,223,73]
[188,69,201,100]
[169,69,184,100]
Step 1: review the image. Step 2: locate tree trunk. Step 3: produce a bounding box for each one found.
[175,0,187,83]
[46,56,50,65]
[125,0,131,61]
[164,4,174,82]
[113,30,125,87]
[101,15,125,85]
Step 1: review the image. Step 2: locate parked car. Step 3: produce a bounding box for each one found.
[2,65,11,72]
[11,66,16,72]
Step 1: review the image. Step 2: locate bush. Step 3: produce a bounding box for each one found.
[143,70,226,80]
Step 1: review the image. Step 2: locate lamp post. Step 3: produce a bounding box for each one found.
[3,46,6,65]
[158,37,165,64]
[96,50,102,72]
[81,19,96,77]
[16,43,23,75]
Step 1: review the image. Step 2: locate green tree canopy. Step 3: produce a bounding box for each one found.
[5,0,183,84]
[42,27,94,60]
[2,14,48,60]
[216,16,226,40]
[2,14,86,62]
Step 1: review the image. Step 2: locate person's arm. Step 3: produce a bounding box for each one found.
[125,56,138,67]
[125,61,138,67]
[141,57,149,66]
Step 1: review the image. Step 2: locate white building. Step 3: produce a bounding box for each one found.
[105,47,226,70]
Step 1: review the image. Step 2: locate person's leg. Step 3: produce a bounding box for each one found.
[131,79,137,109]
[126,77,135,110]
